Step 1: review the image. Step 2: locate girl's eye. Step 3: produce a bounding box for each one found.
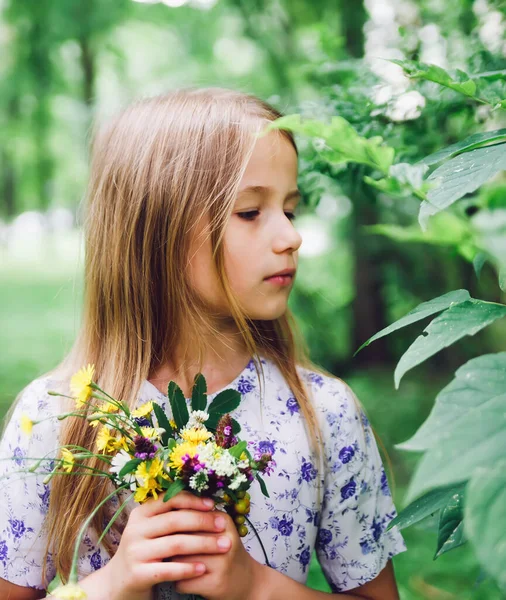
[285,212,296,221]
[237,210,260,221]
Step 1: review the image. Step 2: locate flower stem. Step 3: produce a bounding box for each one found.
[244,515,271,568]
[69,483,129,584]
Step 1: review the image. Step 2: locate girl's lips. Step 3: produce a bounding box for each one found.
[264,274,294,286]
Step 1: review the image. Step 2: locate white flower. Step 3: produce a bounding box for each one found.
[187,410,209,429]
[110,450,136,491]
[229,473,248,490]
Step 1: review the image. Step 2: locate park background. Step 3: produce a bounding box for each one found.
[1,0,505,598]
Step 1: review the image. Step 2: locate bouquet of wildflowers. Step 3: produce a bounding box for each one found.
[9,365,275,600]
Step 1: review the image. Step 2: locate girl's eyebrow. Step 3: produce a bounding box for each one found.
[238,185,301,201]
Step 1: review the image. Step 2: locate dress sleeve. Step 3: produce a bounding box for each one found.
[0,377,62,590]
[314,377,406,593]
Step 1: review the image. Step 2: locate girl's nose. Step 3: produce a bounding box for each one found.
[273,216,303,254]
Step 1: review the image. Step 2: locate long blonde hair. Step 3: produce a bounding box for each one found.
[16,88,333,584]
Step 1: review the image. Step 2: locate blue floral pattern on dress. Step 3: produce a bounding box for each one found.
[0,357,406,596]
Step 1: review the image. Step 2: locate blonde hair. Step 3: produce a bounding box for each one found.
[10,88,334,585]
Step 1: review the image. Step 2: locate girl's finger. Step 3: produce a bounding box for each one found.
[143,509,226,538]
[136,491,215,518]
[141,533,232,561]
[141,559,207,584]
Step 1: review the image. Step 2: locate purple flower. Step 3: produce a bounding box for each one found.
[371,518,383,542]
[301,459,317,482]
[269,516,280,529]
[215,414,236,449]
[237,377,255,394]
[9,519,26,539]
[380,470,391,496]
[133,436,157,460]
[317,528,332,547]
[38,484,50,511]
[341,479,356,501]
[0,540,7,564]
[286,397,299,415]
[223,425,232,436]
[278,517,293,536]
[13,447,24,466]
[258,440,275,455]
[90,549,102,570]
[299,546,311,568]
[133,416,151,427]
[338,446,355,464]
[308,373,324,388]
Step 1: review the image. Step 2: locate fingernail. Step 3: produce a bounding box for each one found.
[195,563,206,574]
[217,536,231,550]
[214,516,226,530]
[203,498,214,508]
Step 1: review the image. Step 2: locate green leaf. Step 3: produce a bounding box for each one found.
[163,478,186,502]
[256,473,270,498]
[419,129,506,167]
[207,389,241,416]
[435,489,466,558]
[394,300,506,388]
[406,393,506,503]
[152,402,173,445]
[390,59,477,98]
[465,461,506,591]
[419,143,506,230]
[228,440,247,459]
[388,483,466,532]
[168,381,189,431]
[118,458,142,478]
[398,353,506,451]
[191,373,207,411]
[354,289,471,356]
[265,114,395,173]
[205,413,241,434]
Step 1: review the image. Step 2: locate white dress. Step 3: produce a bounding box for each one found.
[0,357,406,597]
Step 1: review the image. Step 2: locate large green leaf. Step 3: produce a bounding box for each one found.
[394,300,506,388]
[419,142,506,230]
[163,479,186,502]
[191,373,207,412]
[419,129,506,167]
[435,489,466,558]
[388,483,466,531]
[465,461,506,591]
[207,389,241,416]
[405,393,506,503]
[354,289,471,356]
[390,59,477,98]
[152,401,173,445]
[266,114,395,173]
[167,381,189,431]
[399,353,506,451]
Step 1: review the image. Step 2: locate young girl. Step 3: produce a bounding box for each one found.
[0,87,406,600]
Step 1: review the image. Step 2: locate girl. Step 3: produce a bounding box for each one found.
[0,87,406,600]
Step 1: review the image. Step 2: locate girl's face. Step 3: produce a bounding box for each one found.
[189,130,302,321]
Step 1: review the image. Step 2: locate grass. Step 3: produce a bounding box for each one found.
[1,237,504,599]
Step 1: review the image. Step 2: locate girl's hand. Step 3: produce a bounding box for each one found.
[103,491,232,600]
[173,510,265,600]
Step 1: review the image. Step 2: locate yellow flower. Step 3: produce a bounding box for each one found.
[50,583,87,599]
[88,401,119,428]
[169,419,177,429]
[180,427,212,444]
[113,436,130,452]
[134,458,164,503]
[20,414,34,437]
[70,364,95,407]
[60,448,75,473]
[96,427,118,454]
[168,441,199,470]
[140,426,161,441]
[132,401,153,418]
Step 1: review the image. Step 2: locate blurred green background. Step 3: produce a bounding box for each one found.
[1,0,506,598]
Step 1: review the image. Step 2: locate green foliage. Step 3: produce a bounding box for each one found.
[152,402,174,445]
[207,389,242,416]
[167,381,189,430]
[191,373,207,412]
